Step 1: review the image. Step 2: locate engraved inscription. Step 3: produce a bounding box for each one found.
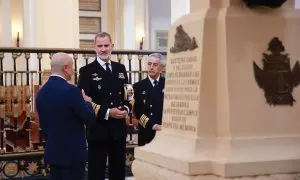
[163,55,199,133]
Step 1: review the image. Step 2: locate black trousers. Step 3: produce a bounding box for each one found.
[50,163,85,180]
[88,138,126,180]
[138,129,156,146]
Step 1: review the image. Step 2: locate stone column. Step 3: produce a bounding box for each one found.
[22,0,36,47]
[21,0,79,71]
[132,0,300,179]
[22,0,79,49]
[0,0,12,46]
[123,0,147,50]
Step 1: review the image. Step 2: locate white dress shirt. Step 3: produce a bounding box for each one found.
[97,57,112,72]
[148,75,160,87]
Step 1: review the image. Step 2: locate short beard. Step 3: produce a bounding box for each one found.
[243,0,287,8]
[98,51,112,60]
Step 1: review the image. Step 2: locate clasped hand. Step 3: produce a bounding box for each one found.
[81,89,127,119]
[109,106,128,119]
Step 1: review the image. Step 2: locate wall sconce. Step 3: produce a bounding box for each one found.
[16,32,20,47]
[136,27,144,50]
[14,31,22,57]
[12,26,22,47]
[139,37,144,50]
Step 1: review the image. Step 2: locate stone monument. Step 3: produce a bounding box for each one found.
[132,0,300,179]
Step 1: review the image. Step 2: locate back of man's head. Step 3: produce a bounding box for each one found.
[51,52,71,73]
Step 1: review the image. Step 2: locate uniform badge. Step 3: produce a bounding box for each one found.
[98,85,101,90]
[118,73,125,79]
[93,77,102,81]
[92,73,98,76]
[124,84,134,101]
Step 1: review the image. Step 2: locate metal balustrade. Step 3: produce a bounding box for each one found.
[0,47,166,179]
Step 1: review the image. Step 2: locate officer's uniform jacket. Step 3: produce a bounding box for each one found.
[78,59,130,140]
[133,76,165,145]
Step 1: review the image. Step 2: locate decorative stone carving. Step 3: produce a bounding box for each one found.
[170,25,198,53]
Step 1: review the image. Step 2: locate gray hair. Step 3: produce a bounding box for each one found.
[148,53,166,66]
[94,32,112,44]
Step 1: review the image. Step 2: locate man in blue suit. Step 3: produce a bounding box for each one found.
[36,52,96,180]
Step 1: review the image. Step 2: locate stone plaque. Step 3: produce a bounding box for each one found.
[79,17,101,34]
[162,25,199,135]
[79,0,101,11]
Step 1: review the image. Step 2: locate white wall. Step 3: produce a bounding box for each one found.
[123,0,136,49]
[171,0,190,24]
[0,0,12,46]
[296,0,300,8]
[149,0,171,50]
[22,0,79,71]
[150,19,170,50]
[34,0,79,48]
[11,0,22,47]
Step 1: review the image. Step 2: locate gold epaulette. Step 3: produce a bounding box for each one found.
[92,102,100,115]
[139,114,149,128]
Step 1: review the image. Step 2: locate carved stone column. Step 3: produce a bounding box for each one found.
[132,0,300,179]
[22,0,79,48]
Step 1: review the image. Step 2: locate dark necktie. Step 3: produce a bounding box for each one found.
[153,80,159,88]
[105,62,111,74]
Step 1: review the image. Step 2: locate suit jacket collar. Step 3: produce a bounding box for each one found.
[111,61,117,74]
[159,76,165,88]
[50,74,66,80]
[91,59,106,73]
[96,57,112,70]
[147,75,160,87]
[93,58,117,74]
[48,75,67,82]
[144,77,153,90]
[147,75,164,88]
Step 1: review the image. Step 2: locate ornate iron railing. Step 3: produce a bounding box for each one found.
[0,47,166,179]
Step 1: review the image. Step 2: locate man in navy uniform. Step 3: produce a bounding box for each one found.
[78,32,130,180]
[36,52,96,180]
[133,53,166,146]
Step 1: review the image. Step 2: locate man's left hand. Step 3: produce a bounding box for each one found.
[81,89,92,104]
[153,124,162,131]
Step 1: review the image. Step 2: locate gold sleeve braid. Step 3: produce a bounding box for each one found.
[92,102,100,115]
[139,114,149,128]
[124,86,127,101]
